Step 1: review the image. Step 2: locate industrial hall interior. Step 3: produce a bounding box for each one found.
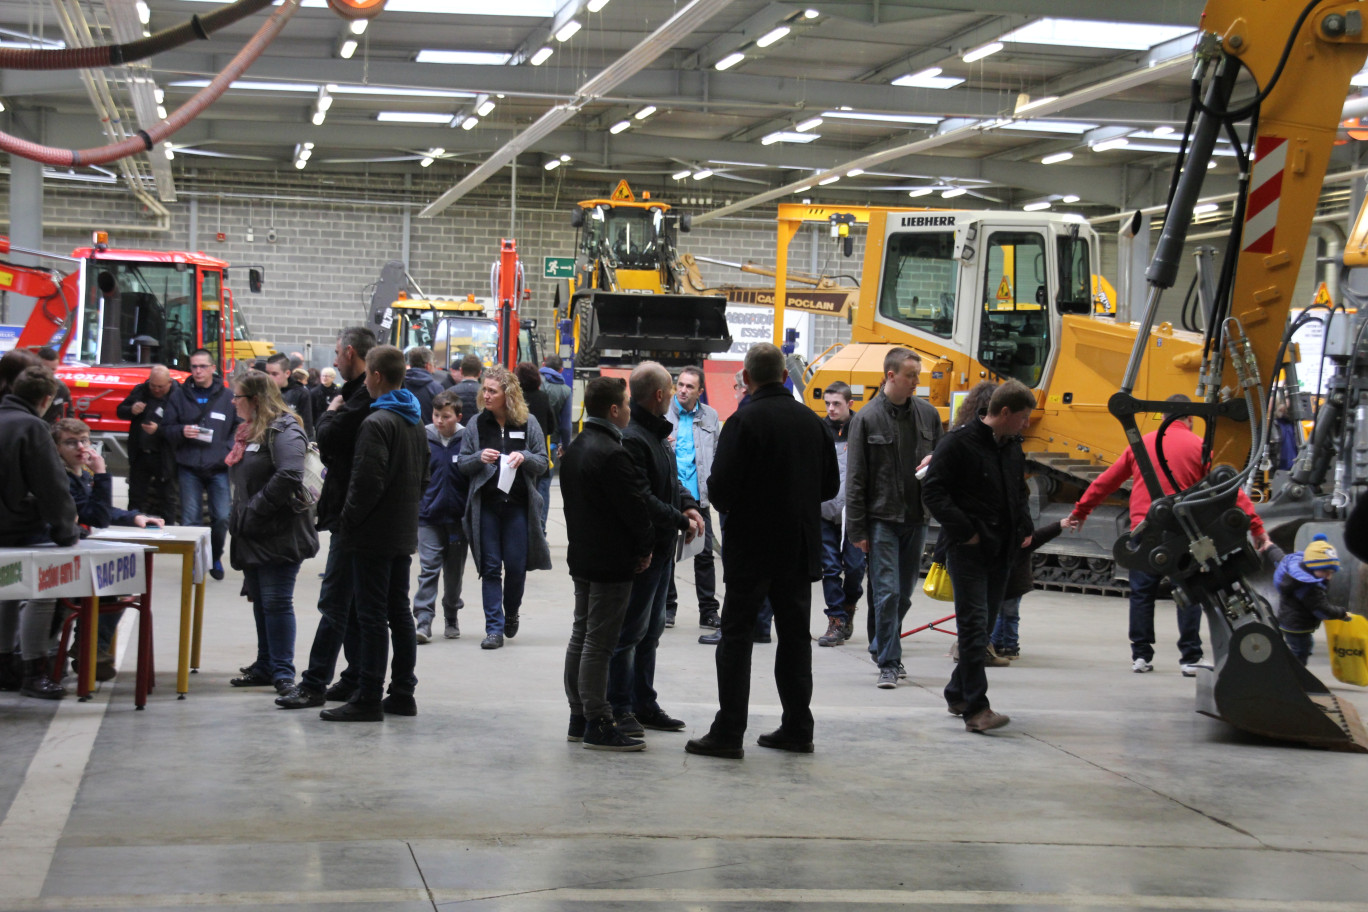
[4,0,1368,909]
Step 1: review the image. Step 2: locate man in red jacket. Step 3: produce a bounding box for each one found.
[1066,397,1270,675]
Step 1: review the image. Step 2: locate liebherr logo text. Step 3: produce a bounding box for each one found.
[901,216,956,227]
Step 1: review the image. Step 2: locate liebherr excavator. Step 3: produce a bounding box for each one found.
[806,0,1368,750]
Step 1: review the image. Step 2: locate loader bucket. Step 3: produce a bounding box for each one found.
[583,291,732,356]
[1195,610,1368,752]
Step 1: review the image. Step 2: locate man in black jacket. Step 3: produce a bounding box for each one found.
[561,377,654,751]
[116,364,180,521]
[403,347,445,425]
[266,353,314,439]
[922,379,1035,734]
[162,348,239,579]
[686,344,839,759]
[277,326,377,710]
[322,345,429,721]
[607,361,704,738]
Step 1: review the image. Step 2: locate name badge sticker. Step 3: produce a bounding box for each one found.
[246,443,261,452]
[509,431,526,439]
[210,411,227,422]
[452,454,459,463]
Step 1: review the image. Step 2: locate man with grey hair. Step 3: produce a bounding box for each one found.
[686,343,839,759]
[116,363,180,520]
[607,360,705,737]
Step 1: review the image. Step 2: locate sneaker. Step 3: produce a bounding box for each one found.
[840,606,857,642]
[583,716,645,752]
[210,560,225,581]
[637,707,686,731]
[567,714,587,742]
[1181,663,1207,677]
[1132,657,1154,673]
[699,610,721,629]
[415,621,432,644]
[876,668,898,689]
[664,611,676,628]
[897,662,907,679]
[481,633,504,650]
[964,708,1010,732]
[817,616,846,647]
[275,685,324,709]
[444,620,460,639]
[614,711,645,737]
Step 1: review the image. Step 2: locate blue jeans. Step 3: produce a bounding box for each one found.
[349,550,417,704]
[820,519,865,617]
[1129,568,1203,665]
[178,467,230,562]
[243,562,300,684]
[867,520,928,669]
[300,536,361,693]
[944,541,1009,717]
[1281,629,1313,666]
[478,498,528,637]
[413,523,466,625]
[607,554,672,716]
[991,595,1021,651]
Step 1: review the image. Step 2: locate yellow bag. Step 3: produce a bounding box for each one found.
[1324,614,1368,687]
[922,562,954,601]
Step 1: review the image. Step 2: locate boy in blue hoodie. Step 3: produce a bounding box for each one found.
[1274,534,1349,665]
[413,390,470,643]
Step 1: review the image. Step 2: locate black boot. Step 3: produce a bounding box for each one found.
[0,652,20,691]
[21,658,66,700]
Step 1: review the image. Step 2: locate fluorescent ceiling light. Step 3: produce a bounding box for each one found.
[672,170,691,180]
[1001,18,1196,51]
[715,52,745,70]
[530,46,554,65]
[311,111,326,125]
[756,26,790,48]
[1000,120,1096,135]
[818,175,840,186]
[1023,201,1051,211]
[315,92,333,113]
[136,1,150,25]
[793,185,813,193]
[1193,203,1219,214]
[461,116,479,130]
[556,20,582,42]
[892,68,964,90]
[634,105,656,119]
[332,85,472,99]
[1090,137,1129,152]
[610,120,631,134]
[1061,194,1080,203]
[164,145,174,160]
[349,19,368,35]
[846,168,864,177]
[795,117,823,132]
[170,79,317,93]
[1208,160,1218,169]
[181,0,557,13]
[1150,125,1175,136]
[908,188,934,198]
[821,110,940,125]
[154,88,164,104]
[1041,151,1074,164]
[804,8,819,18]
[942,187,967,199]
[545,158,562,170]
[417,50,512,65]
[961,41,1003,63]
[477,99,497,116]
[378,112,456,124]
[421,156,435,167]
[339,38,357,58]
[692,169,713,180]
[587,0,611,11]
[156,105,168,120]
[761,131,819,144]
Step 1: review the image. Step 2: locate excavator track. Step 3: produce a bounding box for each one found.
[1024,454,1132,597]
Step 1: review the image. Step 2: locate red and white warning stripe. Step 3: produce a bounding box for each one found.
[1243,135,1287,254]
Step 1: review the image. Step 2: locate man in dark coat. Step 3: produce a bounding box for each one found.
[452,354,483,421]
[266,353,314,439]
[161,348,239,579]
[607,361,704,738]
[323,345,429,721]
[116,364,180,521]
[686,344,839,759]
[561,376,653,751]
[277,326,377,710]
[403,346,446,425]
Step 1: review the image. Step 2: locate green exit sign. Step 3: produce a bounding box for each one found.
[544,256,576,279]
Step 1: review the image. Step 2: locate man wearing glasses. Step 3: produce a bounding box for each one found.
[161,349,239,580]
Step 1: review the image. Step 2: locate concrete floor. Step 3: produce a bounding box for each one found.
[1,485,1366,912]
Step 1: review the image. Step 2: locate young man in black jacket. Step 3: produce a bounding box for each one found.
[561,377,653,751]
[607,361,704,738]
[322,345,430,721]
[162,348,239,579]
[266,353,314,439]
[922,379,1035,734]
[277,326,377,710]
[115,364,179,521]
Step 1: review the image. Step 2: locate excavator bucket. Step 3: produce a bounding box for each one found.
[1194,611,1368,752]
[580,290,732,358]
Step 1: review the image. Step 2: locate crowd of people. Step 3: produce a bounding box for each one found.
[0,333,1353,749]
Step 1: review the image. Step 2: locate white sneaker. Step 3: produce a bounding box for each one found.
[1132,658,1154,673]
[1181,663,1206,677]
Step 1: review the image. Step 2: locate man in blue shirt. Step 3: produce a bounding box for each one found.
[665,366,721,629]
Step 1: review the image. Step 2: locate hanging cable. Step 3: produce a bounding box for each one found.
[0,0,301,166]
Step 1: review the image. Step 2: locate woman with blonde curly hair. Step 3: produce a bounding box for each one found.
[458,363,551,649]
[226,370,319,693]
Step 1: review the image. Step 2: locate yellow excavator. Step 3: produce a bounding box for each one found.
[802,0,1368,751]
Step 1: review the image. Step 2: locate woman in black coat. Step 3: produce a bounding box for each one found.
[226,370,319,694]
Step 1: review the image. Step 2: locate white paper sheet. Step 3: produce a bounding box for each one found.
[497,454,517,493]
[677,528,706,562]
